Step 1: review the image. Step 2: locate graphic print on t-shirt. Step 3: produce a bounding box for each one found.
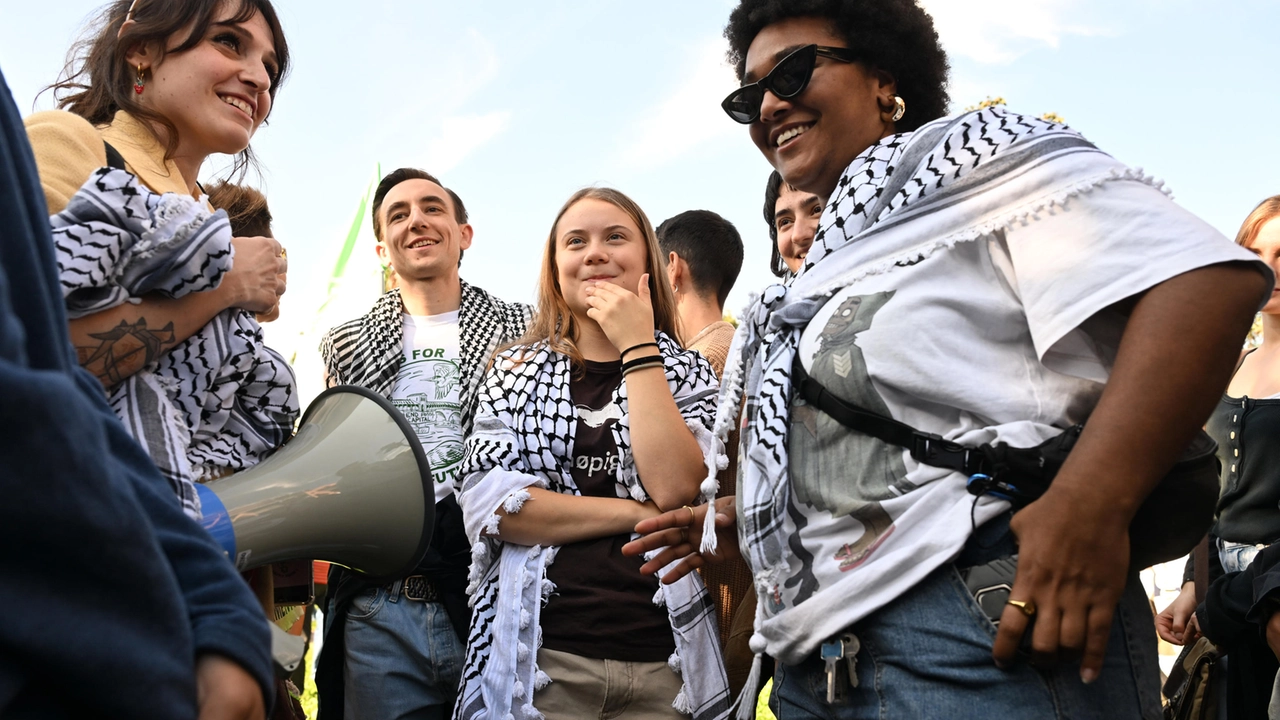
[789,291,903,601]
[390,313,464,505]
[574,398,623,480]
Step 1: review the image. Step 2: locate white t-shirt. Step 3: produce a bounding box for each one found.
[391,311,464,506]
[782,180,1265,631]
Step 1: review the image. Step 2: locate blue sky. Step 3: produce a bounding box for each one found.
[3,0,1278,386]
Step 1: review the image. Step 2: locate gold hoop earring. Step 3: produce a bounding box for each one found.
[890,95,906,123]
[134,64,146,95]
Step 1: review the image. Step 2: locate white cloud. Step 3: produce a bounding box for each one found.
[424,111,513,174]
[919,0,1109,64]
[619,39,741,170]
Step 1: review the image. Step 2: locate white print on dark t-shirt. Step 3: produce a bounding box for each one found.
[574,398,622,481]
[391,312,463,505]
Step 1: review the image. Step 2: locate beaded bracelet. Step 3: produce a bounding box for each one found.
[620,341,659,359]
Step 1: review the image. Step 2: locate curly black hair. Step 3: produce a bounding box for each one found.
[725,0,950,131]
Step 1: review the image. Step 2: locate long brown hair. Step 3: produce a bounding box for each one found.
[1237,195,1280,247]
[516,187,679,370]
[45,0,290,181]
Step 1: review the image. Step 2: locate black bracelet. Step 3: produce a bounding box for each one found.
[622,361,664,378]
[621,356,664,375]
[620,341,659,359]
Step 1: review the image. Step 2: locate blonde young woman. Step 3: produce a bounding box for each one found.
[1157,196,1280,718]
[456,188,731,720]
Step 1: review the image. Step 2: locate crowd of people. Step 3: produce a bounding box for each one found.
[2,0,1279,719]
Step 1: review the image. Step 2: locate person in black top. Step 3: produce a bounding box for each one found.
[1157,195,1280,718]
[455,188,730,720]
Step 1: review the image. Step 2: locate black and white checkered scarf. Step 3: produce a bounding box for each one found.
[455,333,732,720]
[702,107,1163,716]
[51,167,298,519]
[318,282,533,438]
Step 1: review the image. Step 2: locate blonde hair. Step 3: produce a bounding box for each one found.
[515,187,679,370]
[1236,195,1280,247]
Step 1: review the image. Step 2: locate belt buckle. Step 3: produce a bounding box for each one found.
[401,575,437,602]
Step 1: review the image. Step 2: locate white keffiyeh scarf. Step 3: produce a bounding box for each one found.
[52,167,299,519]
[701,107,1175,717]
[456,333,733,720]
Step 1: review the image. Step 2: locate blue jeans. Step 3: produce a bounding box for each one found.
[342,583,464,720]
[770,521,1162,719]
[1218,538,1265,573]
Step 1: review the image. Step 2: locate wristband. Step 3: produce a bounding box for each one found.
[621,354,663,373]
[620,341,659,359]
[621,358,664,377]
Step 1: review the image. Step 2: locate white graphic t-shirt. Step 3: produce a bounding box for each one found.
[391,311,464,506]
[771,182,1266,653]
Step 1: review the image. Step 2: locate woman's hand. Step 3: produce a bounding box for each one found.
[992,486,1131,682]
[218,236,286,314]
[622,495,740,584]
[1155,581,1199,645]
[584,274,655,352]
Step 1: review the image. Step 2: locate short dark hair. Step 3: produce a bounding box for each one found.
[763,170,789,277]
[371,167,468,242]
[656,210,744,309]
[206,181,273,238]
[725,0,950,132]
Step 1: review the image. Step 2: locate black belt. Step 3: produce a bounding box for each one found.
[391,575,440,602]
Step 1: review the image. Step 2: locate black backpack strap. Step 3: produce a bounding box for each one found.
[791,357,987,477]
[103,141,126,170]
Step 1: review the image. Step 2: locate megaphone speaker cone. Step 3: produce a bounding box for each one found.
[198,386,435,581]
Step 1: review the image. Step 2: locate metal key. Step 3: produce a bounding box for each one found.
[840,633,860,689]
[820,639,843,703]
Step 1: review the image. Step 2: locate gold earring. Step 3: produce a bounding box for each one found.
[134,64,146,95]
[890,95,906,123]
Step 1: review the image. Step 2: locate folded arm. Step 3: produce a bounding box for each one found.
[71,235,285,389]
[487,487,658,546]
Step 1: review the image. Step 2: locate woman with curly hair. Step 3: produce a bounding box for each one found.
[627,1,1273,717]
[456,188,731,720]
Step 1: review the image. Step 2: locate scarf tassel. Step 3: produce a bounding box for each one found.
[672,687,692,714]
[732,654,764,720]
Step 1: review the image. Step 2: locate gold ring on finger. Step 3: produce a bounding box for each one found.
[683,505,696,523]
[280,248,287,259]
[1006,599,1036,617]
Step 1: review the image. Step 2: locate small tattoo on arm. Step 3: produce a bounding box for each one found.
[77,318,176,388]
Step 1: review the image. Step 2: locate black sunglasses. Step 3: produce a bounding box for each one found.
[722,44,858,124]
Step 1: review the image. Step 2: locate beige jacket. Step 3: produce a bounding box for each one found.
[25,109,205,214]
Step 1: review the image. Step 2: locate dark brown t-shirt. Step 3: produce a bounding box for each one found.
[539,359,676,661]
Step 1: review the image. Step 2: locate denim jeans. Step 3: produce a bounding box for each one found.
[769,518,1162,719]
[342,582,464,720]
[1218,538,1266,574]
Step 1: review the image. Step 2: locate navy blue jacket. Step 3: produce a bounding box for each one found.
[0,67,272,718]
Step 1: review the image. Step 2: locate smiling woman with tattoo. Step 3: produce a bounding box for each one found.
[26,0,290,389]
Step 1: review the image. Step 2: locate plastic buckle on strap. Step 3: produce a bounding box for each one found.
[913,433,972,473]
